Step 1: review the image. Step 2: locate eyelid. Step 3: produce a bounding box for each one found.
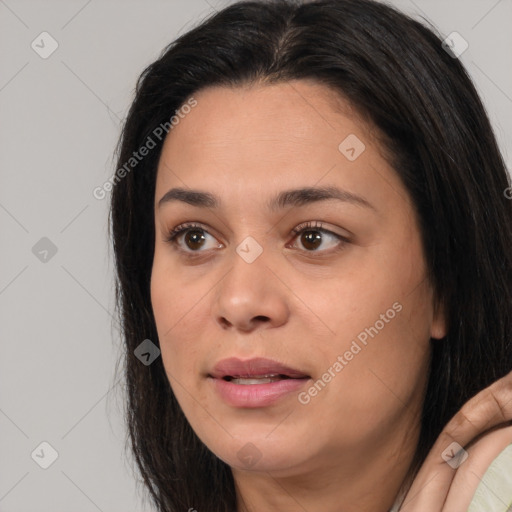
[164,221,214,243]
[164,220,350,255]
[290,220,351,240]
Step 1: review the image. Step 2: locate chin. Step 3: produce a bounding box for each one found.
[201,432,313,474]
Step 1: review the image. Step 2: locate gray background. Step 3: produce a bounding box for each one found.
[1,1,511,511]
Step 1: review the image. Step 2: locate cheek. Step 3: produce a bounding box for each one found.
[150,247,197,330]
[150,258,195,375]
[310,243,433,416]
[303,294,431,450]
[320,282,430,392]
[314,248,427,350]
[150,254,219,396]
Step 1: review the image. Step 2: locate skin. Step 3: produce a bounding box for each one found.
[149,79,510,512]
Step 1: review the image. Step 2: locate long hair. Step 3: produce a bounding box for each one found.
[109,1,512,510]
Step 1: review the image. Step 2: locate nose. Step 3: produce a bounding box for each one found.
[211,245,290,333]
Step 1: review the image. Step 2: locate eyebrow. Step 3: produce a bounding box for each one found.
[157,185,376,212]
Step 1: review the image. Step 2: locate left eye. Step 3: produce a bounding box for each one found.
[164,221,348,254]
[289,221,347,252]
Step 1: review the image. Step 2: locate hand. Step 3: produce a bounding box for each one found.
[398,369,512,511]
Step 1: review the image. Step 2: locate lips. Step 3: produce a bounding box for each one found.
[208,357,311,408]
[209,357,310,380]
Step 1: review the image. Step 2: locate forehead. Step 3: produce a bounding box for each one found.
[154,81,409,215]
[159,80,368,154]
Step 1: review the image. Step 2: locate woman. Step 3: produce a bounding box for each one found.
[109,0,512,510]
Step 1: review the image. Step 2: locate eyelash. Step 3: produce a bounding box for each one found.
[164,220,349,257]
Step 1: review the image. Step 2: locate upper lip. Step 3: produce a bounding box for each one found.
[209,357,310,379]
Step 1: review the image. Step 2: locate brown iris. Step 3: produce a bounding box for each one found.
[300,230,322,251]
[184,229,206,250]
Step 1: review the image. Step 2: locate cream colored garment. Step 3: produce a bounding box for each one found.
[467,443,512,512]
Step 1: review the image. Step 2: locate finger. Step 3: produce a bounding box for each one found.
[398,369,512,511]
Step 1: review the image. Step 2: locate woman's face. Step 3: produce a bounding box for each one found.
[151,80,446,479]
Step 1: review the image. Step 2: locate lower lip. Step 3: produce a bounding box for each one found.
[209,377,310,408]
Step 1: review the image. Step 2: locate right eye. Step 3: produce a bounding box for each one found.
[165,222,223,254]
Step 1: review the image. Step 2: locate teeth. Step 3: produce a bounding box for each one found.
[230,374,284,385]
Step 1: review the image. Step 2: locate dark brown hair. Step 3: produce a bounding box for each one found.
[109,1,512,510]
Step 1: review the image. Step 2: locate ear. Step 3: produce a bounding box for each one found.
[430,297,447,340]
